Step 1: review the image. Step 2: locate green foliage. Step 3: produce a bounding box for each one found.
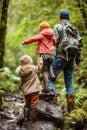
[75,36,87,88]
[77,70,87,88]
[82,100,87,112]
[0,90,4,109]
[57,88,87,109]
[6,0,86,69]
[65,108,87,129]
[0,67,20,93]
[75,89,87,107]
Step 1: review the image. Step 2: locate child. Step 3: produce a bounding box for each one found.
[16,55,43,123]
[22,22,56,91]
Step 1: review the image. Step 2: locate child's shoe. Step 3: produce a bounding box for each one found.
[44,85,52,92]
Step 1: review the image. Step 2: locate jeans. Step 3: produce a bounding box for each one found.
[48,57,74,94]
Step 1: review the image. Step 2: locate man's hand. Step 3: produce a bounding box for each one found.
[74,64,79,71]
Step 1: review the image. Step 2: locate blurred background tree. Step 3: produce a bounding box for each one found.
[0,0,9,68]
[5,0,87,68]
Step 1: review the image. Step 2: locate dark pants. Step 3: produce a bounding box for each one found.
[41,54,54,87]
[48,57,74,94]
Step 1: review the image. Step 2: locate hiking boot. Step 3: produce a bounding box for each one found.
[66,94,75,113]
[29,108,37,122]
[23,106,30,122]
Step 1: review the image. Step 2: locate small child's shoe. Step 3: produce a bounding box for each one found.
[44,85,52,92]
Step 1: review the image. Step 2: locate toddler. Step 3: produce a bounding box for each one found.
[16,55,43,123]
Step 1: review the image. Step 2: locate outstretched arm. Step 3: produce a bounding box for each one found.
[22,34,44,45]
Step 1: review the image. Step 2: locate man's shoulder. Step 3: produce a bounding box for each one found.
[54,23,62,28]
[54,23,63,31]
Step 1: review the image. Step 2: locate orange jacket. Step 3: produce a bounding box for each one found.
[23,28,56,54]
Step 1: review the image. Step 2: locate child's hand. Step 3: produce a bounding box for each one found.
[22,42,25,45]
[22,41,28,45]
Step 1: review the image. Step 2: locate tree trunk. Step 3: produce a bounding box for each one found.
[0,0,3,20]
[0,0,9,68]
[77,0,87,29]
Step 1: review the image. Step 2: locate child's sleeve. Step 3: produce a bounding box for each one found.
[22,34,43,45]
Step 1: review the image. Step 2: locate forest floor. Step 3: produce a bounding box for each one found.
[0,93,87,130]
[0,93,59,130]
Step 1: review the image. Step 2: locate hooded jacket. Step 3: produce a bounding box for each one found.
[16,55,43,95]
[23,28,56,54]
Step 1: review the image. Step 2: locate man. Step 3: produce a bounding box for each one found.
[48,9,82,112]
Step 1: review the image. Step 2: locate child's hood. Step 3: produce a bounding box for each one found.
[40,28,54,39]
[19,55,33,65]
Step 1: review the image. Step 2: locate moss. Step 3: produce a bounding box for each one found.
[0,90,4,108]
[82,100,87,112]
[65,108,87,128]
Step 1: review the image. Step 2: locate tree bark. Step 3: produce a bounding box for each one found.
[0,0,9,68]
[77,0,87,29]
[0,0,3,21]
